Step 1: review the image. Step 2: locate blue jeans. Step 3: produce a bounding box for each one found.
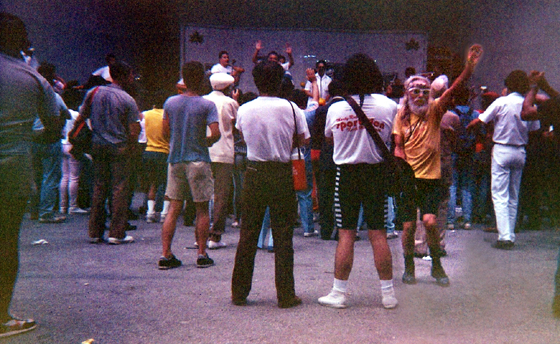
[258,207,274,248]
[295,147,314,234]
[31,141,62,217]
[448,154,474,223]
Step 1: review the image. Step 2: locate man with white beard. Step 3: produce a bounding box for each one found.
[392,44,482,287]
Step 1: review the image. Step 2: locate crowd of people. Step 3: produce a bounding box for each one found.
[2,11,560,339]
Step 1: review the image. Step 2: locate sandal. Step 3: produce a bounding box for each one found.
[0,317,37,338]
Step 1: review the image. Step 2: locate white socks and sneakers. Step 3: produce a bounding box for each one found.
[380,280,398,309]
[160,201,170,223]
[146,200,157,223]
[318,278,348,308]
[318,278,398,309]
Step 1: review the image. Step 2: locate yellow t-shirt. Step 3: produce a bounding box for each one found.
[143,108,169,154]
[393,99,446,179]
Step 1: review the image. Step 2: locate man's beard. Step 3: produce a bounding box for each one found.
[408,98,429,117]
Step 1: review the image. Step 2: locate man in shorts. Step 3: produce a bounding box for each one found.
[393,44,483,287]
[318,53,398,309]
[158,61,220,269]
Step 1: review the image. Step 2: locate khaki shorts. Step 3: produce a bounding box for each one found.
[165,161,214,202]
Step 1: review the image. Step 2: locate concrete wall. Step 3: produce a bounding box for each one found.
[0,0,137,83]
[469,1,560,94]
[181,26,427,92]
[2,0,559,99]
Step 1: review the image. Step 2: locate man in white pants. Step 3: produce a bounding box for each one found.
[468,70,540,249]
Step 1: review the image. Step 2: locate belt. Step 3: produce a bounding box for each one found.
[494,142,525,148]
[247,160,290,168]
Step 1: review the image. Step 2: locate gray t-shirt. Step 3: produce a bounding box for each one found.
[84,84,139,146]
[0,52,59,156]
[163,94,219,164]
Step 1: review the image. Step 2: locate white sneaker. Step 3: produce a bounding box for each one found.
[69,207,89,214]
[107,235,134,245]
[382,293,398,309]
[160,214,167,223]
[318,290,347,309]
[208,240,227,249]
[387,231,399,239]
[146,213,156,223]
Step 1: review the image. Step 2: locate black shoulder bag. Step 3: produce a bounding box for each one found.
[69,87,99,158]
[344,95,415,198]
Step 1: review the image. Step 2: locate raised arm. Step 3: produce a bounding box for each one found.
[522,71,542,121]
[439,44,483,109]
[306,68,319,103]
[285,43,294,68]
[537,71,560,98]
[522,71,559,120]
[252,40,263,64]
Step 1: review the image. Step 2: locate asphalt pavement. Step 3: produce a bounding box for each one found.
[3,205,560,344]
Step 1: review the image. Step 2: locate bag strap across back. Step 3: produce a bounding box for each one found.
[70,86,99,141]
[344,95,394,165]
[288,100,302,160]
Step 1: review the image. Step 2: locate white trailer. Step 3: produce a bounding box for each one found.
[180,25,427,92]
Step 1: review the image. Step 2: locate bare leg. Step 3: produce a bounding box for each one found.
[423,213,440,255]
[334,229,356,280]
[368,230,393,280]
[194,201,210,256]
[401,220,417,284]
[401,220,416,256]
[147,183,157,201]
[161,199,184,258]
[424,213,449,286]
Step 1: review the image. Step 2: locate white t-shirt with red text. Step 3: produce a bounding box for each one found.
[325,94,397,165]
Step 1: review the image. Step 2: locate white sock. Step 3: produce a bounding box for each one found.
[333,278,348,294]
[161,200,170,215]
[380,279,394,295]
[380,279,398,309]
[147,200,156,214]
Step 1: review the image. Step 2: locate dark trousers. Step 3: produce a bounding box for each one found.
[210,162,233,237]
[232,154,247,221]
[318,167,336,239]
[88,144,131,240]
[231,161,297,304]
[0,155,32,319]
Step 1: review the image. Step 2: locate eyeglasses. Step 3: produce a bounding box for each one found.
[408,88,430,96]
